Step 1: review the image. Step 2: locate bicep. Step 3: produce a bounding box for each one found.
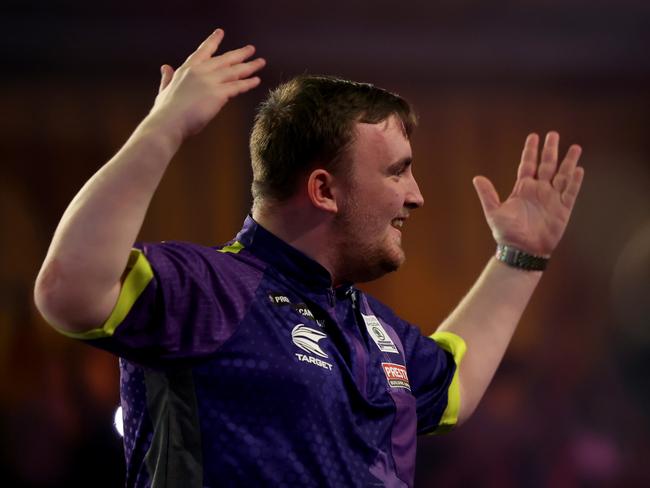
[34,257,124,334]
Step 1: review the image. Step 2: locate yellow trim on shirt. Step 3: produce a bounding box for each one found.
[55,248,154,340]
[218,241,244,254]
[428,330,467,435]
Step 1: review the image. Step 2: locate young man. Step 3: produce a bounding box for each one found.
[34,29,584,487]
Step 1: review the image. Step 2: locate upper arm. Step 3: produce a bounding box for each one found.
[46,241,262,367]
[34,256,123,334]
[426,330,467,432]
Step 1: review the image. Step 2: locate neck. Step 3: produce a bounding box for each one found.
[252,200,341,284]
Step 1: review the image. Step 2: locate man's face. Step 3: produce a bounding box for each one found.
[333,115,424,283]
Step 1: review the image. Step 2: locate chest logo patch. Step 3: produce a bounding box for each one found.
[362,314,399,354]
[269,292,291,306]
[293,303,324,327]
[292,324,328,358]
[382,363,411,390]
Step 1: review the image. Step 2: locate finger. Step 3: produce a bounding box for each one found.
[553,144,581,192]
[537,131,560,181]
[158,64,174,93]
[207,45,257,70]
[472,176,501,215]
[556,144,582,177]
[212,58,266,83]
[221,77,262,99]
[561,167,585,208]
[517,133,539,180]
[186,28,225,64]
[551,173,569,194]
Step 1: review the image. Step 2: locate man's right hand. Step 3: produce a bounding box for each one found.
[148,28,266,141]
[34,28,265,334]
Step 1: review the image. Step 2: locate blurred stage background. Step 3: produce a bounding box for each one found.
[1,1,649,486]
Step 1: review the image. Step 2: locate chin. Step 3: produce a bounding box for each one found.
[386,240,406,266]
[382,251,405,273]
[377,237,406,269]
[351,247,405,283]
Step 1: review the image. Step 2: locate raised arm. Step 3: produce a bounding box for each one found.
[437,131,584,424]
[34,29,265,333]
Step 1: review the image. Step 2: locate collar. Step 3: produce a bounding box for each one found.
[234,215,354,294]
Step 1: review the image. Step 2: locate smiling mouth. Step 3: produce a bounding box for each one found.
[391,218,405,230]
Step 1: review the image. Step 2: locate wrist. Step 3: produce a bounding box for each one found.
[139,110,185,151]
[495,243,549,272]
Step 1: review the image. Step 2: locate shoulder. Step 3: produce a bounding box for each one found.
[137,240,220,258]
[135,240,213,261]
[361,291,434,349]
[363,292,409,326]
[136,240,265,276]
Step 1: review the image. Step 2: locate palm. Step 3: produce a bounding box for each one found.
[473,132,585,257]
[152,29,265,140]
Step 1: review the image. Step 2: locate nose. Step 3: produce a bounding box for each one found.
[405,174,424,210]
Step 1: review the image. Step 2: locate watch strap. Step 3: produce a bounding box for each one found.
[495,244,548,271]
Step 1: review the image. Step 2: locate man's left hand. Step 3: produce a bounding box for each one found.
[472,131,585,257]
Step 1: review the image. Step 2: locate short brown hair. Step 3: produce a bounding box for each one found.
[249,75,417,204]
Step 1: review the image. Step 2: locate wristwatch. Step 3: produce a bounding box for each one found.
[495,244,548,271]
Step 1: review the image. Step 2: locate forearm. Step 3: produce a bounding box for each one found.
[34,30,265,332]
[437,257,542,423]
[35,114,182,331]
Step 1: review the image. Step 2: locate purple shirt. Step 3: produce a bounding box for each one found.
[73,216,464,487]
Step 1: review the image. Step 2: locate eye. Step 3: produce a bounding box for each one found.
[387,158,412,177]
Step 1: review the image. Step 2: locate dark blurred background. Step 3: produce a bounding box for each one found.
[1,1,649,486]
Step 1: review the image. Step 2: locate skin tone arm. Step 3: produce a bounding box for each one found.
[34,29,266,333]
[437,131,585,424]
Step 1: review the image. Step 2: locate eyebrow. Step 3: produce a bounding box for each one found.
[386,157,413,174]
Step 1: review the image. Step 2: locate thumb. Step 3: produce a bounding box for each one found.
[158,64,174,93]
[472,176,501,216]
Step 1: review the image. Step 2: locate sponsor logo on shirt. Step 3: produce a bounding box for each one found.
[381,362,411,390]
[362,314,399,354]
[292,303,316,321]
[269,293,323,327]
[292,324,328,358]
[268,292,291,306]
[294,353,333,371]
[291,324,333,371]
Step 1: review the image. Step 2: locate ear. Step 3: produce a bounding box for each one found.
[307,169,338,213]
